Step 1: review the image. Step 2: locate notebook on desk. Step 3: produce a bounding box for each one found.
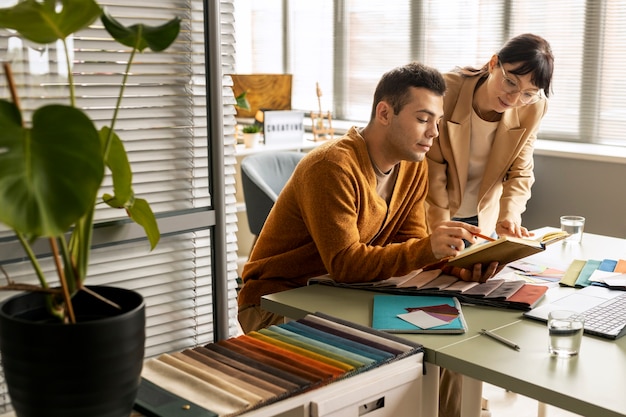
[523,285,626,340]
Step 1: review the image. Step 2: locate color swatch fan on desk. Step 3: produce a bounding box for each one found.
[372,295,468,334]
[559,258,626,289]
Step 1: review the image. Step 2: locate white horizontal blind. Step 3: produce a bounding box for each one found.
[0,0,240,412]
[236,0,626,147]
[221,0,244,338]
[0,230,215,355]
[0,0,210,225]
[595,1,626,146]
[508,2,585,141]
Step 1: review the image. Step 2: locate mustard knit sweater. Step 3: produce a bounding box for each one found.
[238,127,438,306]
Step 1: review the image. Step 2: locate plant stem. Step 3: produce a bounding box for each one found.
[103,46,138,159]
[16,233,65,321]
[2,63,21,111]
[15,232,48,289]
[70,209,95,287]
[62,38,76,107]
[50,237,76,324]
[59,231,78,293]
[82,286,121,310]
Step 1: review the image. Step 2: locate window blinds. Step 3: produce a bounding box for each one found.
[0,0,239,412]
[239,0,626,147]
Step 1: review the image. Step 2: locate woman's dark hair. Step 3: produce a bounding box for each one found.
[458,33,554,98]
[370,62,446,120]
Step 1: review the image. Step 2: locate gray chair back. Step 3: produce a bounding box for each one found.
[240,151,306,236]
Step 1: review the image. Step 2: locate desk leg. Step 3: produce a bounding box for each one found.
[460,375,482,417]
[421,362,439,417]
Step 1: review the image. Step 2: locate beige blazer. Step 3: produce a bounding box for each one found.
[426,71,548,236]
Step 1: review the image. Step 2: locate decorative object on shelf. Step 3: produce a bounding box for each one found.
[0,0,179,415]
[263,110,305,147]
[310,81,334,142]
[242,124,262,148]
[230,73,293,118]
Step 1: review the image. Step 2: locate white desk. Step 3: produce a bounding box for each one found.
[261,232,626,417]
[437,316,626,417]
[262,285,521,417]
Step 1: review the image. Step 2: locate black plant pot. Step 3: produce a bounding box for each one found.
[0,286,145,417]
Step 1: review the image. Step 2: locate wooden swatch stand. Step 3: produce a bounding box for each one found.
[310,111,334,141]
[311,82,334,141]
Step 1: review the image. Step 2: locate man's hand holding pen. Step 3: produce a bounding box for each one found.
[429,221,500,283]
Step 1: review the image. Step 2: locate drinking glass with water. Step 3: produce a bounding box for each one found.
[560,216,585,243]
[548,310,584,357]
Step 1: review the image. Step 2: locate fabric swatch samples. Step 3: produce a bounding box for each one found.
[140,312,423,416]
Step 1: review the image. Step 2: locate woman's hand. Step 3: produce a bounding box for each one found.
[496,220,533,238]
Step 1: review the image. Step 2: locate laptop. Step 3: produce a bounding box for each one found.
[523,285,626,340]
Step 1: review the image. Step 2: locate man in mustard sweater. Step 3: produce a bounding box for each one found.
[238,62,497,417]
[239,62,497,333]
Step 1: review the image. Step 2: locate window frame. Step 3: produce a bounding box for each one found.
[236,0,626,150]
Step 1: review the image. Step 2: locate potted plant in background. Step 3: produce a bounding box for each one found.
[235,91,262,148]
[242,123,262,148]
[0,1,179,416]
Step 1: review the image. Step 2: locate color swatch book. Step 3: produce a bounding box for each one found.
[308,269,548,311]
[560,258,626,290]
[371,295,467,334]
[138,312,423,417]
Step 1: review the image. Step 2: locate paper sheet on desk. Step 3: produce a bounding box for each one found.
[502,260,566,283]
[398,303,460,329]
[589,270,626,287]
[398,310,451,329]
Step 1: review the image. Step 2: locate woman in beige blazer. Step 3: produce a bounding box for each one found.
[427,33,554,239]
[427,34,555,417]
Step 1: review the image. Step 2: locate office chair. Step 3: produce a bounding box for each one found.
[240,151,306,253]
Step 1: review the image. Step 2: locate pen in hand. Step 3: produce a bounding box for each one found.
[479,329,520,351]
[473,233,496,242]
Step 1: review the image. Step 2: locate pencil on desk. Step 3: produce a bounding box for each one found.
[479,329,520,351]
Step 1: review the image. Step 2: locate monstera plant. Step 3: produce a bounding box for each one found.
[0,1,182,416]
[0,0,180,323]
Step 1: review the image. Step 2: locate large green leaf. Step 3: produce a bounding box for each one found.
[127,198,160,250]
[101,189,160,250]
[99,126,131,203]
[0,0,102,44]
[100,127,159,250]
[0,102,104,237]
[101,11,180,52]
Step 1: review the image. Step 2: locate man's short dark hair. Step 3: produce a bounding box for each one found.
[370,62,446,120]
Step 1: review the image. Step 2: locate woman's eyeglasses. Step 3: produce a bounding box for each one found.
[499,64,544,105]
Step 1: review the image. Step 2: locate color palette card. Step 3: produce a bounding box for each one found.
[372,295,467,334]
